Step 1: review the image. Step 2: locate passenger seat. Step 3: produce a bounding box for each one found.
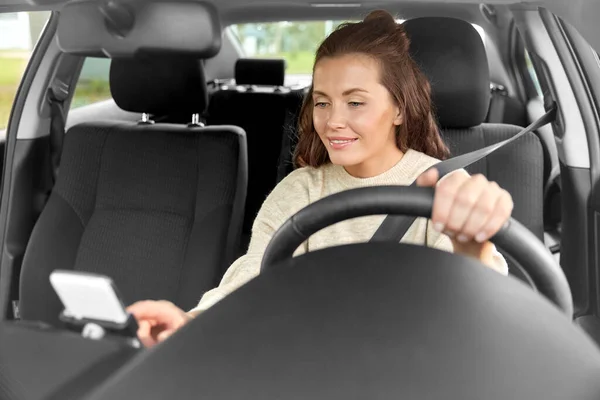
[207,58,303,253]
[19,56,248,326]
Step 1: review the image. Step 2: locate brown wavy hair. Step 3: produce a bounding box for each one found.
[294,10,450,168]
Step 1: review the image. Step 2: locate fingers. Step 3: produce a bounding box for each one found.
[430,169,470,234]
[445,174,488,242]
[431,170,513,242]
[127,300,184,327]
[127,300,192,348]
[137,320,157,348]
[475,188,513,243]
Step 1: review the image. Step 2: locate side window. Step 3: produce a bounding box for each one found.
[525,50,543,98]
[0,11,51,132]
[70,57,111,109]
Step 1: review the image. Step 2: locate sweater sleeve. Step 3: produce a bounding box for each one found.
[188,170,311,315]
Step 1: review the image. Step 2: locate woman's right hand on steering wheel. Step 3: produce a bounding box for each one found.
[127,300,193,348]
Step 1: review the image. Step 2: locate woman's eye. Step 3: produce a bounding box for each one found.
[349,102,364,107]
[314,102,328,108]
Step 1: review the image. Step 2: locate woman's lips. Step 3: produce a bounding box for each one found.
[328,137,358,150]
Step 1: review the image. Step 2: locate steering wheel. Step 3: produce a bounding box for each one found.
[261,185,572,316]
[84,186,600,400]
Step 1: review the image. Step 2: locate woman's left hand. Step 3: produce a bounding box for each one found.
[416,167,513,262]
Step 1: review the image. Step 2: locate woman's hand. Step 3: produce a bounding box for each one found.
[127,300,193,348]
[416,168,513,265]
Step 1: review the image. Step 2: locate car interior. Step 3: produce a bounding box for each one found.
[0,0,600,398]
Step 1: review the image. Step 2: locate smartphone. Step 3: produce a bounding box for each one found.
[49,270,130,325]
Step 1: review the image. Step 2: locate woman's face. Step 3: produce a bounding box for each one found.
[312,53,403,177]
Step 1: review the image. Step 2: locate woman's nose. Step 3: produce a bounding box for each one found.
[326,105,347,129]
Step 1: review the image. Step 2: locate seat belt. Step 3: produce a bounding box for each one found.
[47,80,69,185]
[34,82,68,217]
[370,103,558,243]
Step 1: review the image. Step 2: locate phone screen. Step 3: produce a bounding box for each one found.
[49,270,129,324]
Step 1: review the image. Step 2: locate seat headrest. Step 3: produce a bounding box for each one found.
[235,59,286,86]
[404,17,490,128]
[109,56,208,116]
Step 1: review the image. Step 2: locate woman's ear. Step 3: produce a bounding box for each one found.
[393,110,403,126]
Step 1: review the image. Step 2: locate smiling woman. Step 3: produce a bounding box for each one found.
[129,10,511,348]
[310,56,407,177]
[295,13,449,175]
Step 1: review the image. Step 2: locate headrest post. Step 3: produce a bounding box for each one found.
[139,113,155,125]
[188,113,205,128]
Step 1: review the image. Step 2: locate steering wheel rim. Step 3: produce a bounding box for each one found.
[260,185,573,316]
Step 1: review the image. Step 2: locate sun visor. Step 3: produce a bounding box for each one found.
[57,0,222,58]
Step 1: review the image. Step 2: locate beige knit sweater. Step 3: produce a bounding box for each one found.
[189,149,508,314]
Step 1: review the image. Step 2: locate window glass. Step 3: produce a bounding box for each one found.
[71,57,112,109]
[525,50,543,97]
[0,11,51,131]
[229,21,349,75]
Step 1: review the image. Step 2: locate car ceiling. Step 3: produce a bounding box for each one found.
[0,0,600,55]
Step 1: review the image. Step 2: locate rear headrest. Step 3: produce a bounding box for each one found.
[235,59,286,86]
[109,56,208,116]
[404,17,490,128]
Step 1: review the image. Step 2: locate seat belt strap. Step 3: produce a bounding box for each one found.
[35,83,68,215]
[47,81,68,185]
[369,103,558,243]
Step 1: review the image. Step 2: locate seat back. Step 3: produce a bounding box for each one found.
[404,17,544,240]
[19,56,247,325]
[403,17,544,284]
[207,58,303,252]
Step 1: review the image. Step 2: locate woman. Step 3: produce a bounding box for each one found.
[128,10,512,348]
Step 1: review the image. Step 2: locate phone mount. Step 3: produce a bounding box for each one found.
[59,311,142,348]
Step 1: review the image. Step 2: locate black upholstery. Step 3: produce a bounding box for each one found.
[110,57,208,117]
[440,126,543,239]
[402,17,545,276]
[0,321,138,400]
[207,59,303,252]
[19,56,248,326]
[235,58,286,87]
[403,17,490,128]
[19,122,247,326]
